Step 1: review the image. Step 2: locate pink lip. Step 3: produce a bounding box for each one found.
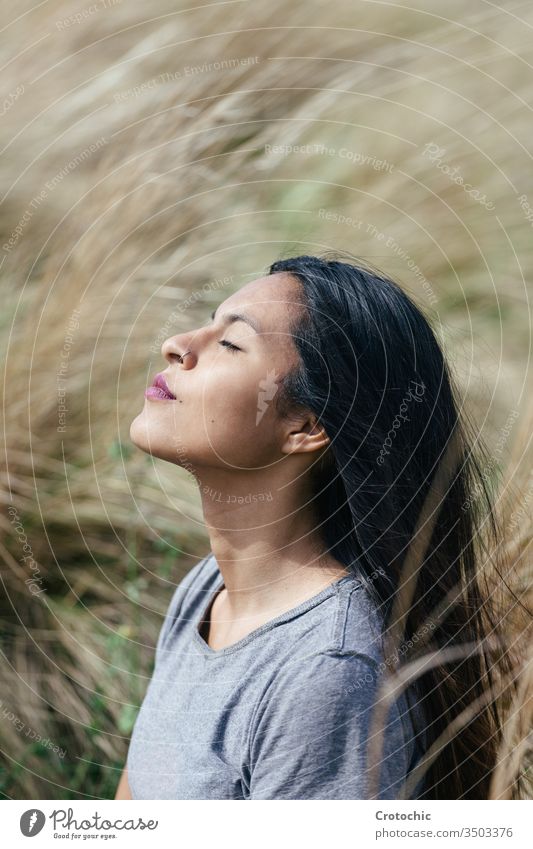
[145,372,177,401]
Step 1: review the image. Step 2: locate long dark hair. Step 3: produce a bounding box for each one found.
[268,251,519,799]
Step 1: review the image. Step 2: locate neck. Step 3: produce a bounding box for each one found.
[194,467,350,619]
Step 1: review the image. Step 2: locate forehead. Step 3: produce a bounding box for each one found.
[220,272,303,334]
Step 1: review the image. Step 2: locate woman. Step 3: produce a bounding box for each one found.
[116,252,513,800]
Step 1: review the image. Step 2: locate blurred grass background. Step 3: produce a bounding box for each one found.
[0,0,531,798]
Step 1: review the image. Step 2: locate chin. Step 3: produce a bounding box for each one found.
[129,413,179,463]
[129,411,156,455]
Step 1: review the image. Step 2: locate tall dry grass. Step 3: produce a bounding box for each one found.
[0,0,531,798]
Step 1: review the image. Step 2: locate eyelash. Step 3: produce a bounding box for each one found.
[201,318,241,352]
[218,339,241,353]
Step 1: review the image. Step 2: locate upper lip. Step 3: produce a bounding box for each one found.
[151,372,176,399]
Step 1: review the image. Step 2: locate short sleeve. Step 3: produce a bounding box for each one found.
[246,651,414,800]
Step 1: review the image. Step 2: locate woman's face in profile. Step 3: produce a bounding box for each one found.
[129,272,302,474]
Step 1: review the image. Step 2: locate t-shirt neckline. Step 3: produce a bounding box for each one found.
[192,569,360,657]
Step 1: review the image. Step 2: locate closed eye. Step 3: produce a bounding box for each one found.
[218,339,241,352]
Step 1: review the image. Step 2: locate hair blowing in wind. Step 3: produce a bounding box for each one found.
[268,253,531,800]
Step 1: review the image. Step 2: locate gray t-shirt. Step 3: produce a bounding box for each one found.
[126,552,426,800]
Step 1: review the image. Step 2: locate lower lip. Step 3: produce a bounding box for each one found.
[144,387,177,401]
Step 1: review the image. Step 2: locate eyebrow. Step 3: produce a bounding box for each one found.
[210,307,261,334]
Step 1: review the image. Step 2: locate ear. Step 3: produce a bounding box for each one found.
[280,413,330,457]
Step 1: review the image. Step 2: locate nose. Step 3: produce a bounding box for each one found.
[161,334,196,368]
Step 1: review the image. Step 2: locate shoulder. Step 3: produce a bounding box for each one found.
[296,576,388,662]
[246,650,415,799]
[249,650,385,736]
[246,579,394,729]
[335,578,388,660]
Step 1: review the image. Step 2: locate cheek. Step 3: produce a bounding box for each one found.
[198,374,280,465]
[201,370,257,425]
